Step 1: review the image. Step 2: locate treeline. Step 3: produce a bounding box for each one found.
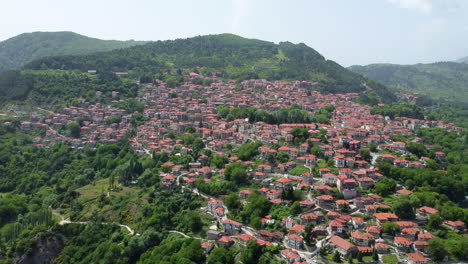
[217,105,335,124]
[371,103,425,119]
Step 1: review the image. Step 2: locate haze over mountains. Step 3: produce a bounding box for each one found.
[456,56,468,63]
[0,31,146,72]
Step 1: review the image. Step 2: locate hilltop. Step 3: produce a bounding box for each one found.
[349,62,468,104]
[19,33,396,104]
[456,56,468,63]
[0,31,146,72]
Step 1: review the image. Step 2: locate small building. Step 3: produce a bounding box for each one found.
[329,235,357,257]
[222,219,243,235]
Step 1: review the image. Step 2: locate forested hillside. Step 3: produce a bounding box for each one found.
[22,34,396,103]
[349,62,468,104]
[0,31,146,72]
[0,70,138,108]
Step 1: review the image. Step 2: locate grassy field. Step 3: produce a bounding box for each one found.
[73,178,149,225]
[382,255,398,264]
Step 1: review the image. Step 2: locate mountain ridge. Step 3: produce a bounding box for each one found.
[349,61,468,104]
[0,31,147,72]
[20,33,396,104]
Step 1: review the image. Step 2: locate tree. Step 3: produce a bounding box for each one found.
[427,238,448,261]
[360,149,371,162]
[68,122,81,138]
[211,155,228,169]
[372,250,379,261]
[291,201,302,215]
[241,194,271,224]
[393,198,415,219]
[192,138,205,158]
[383,222,400,236]
[319,247,327,257]
[250,216,262,230]
[304,223,315,247]
[369,143,377,152]
[291,127,309,144]
[347,254,353,263]
[237,141,262,161]
[357,252,363,262]
[225,193,242,212]
[277,152,290,163]
[207,248,235,264]
[332,251,341,263]
[224,163,248,186]
[240,240,263,264]
[427,214,443,230]
[373,178,396,197]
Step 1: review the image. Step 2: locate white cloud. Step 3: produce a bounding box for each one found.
[386,0,463,14]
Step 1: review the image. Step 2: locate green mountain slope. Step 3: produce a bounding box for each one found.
[0,31,146,72]
[349,62,468,104]
[22,34,396,103]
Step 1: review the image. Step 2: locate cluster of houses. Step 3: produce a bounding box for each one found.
[11,74,466,263]
[17,101,134,148]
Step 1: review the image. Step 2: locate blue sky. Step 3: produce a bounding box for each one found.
[1,0,467,66]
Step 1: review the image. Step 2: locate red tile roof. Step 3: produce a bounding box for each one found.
[329,235,356,251]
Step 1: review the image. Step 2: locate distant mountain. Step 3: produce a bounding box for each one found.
[0,31,146,72]
[349,62,468,104]
[456,56,468,63]
[21,33,396,104]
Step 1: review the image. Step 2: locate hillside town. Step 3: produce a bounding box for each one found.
[14,73,465,264]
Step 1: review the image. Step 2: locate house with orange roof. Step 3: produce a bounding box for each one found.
[444,220,465,232]
[366,225,382,238]
[237,233,256,244]
[395,221,418,229]
[314,185,333,193]
[351,231,375,246]
[397,189,413,196]
[373,213,399,224]
[287,234,304,250]
[394,236,412,252]
[401,227,420,240]
[239,189,253,199]
[289,224,306,234]
[406,252,430,264]
[281,249,301,264]
[299,200,315,210]
[413,240,429,253]
[258,229,284,242]
[375,242,391,254]
[282,217,297,229]
[201,242,214,254]
[218,236,234,247]
[417,232,434,241]
[329,235,358,257]
[316,194,334,208]
[417,206,439,219]
[300,212,319,225]
[222,219,242,235]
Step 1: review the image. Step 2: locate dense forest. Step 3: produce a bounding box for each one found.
[0,31,146,72]
[349,62,468,104]
[0,70,138,108]
[217,105,335,124]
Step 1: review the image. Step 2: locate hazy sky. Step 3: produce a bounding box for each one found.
[1,0,467,66]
